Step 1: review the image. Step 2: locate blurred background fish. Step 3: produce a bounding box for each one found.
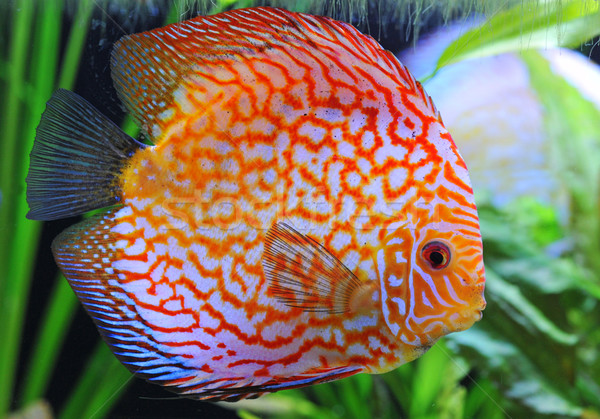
[399,19,600,224]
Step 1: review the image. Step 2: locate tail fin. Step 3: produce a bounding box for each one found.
[26,89,146,221]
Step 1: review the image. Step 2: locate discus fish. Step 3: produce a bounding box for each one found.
[26,7,485,401]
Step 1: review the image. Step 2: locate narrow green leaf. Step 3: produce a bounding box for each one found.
[77,356,132,419]
[57,0,95,90]
[381,368,410,414]
[120,113,141,139]
[486,270,578,345]
[309,381,340,410]
[353,373,373,400]
[0,0,33,245]
[520,49,600,277]
[58,343,132,419]
[19,278,78,406]
[335,375,370,419]
[409,344,450,417]
[463,378,505,419]
[426,0,600,80]
[0,1,44,416]
[2,1,94,415]
[448,326,583,416]
[238,411,262,419]
[226,393,335,419]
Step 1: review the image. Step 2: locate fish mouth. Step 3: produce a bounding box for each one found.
[471,295,487,322]
[457,295,486,329]
[454,309,483,332]
[475,308,484,321]
[474,289,487,318]
[467,306,484,322]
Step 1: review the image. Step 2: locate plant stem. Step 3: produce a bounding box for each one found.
[17,0,94,406]
[0,1,36,416]
[19,277,78,406]
[58,343,131,419]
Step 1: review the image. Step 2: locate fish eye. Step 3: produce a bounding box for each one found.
[421,241,451,270]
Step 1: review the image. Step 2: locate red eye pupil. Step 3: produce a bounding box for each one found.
[422,241,450,269]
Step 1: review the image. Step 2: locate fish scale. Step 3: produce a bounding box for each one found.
[26,7,485,401]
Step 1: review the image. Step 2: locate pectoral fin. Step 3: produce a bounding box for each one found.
[262,222,362,314]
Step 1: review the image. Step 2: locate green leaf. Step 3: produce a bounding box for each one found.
[426,0,600,81]
[18,0,94,406]
[0,1,48,415]
[58,343,132,419]
[448,326,584,417]
[19,278,78,406]
[409,343,453,417]
[487,268,577,347]
[227,392,335,419]
[520,49,600,277]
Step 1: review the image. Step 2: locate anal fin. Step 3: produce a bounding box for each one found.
[181,365,362,401]
[52,209,198,390]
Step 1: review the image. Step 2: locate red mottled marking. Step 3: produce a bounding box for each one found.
[48,6,486,401]
[201,364,214,373]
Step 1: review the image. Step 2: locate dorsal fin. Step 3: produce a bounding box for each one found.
[110,6,440,142]
[262,222,362,314]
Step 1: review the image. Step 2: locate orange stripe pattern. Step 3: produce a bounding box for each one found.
[55,7,485,400]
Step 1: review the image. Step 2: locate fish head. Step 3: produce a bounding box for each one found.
[377,142,486,348]
[378,215,486,348]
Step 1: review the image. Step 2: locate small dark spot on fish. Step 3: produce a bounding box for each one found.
[256,41,272,53]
